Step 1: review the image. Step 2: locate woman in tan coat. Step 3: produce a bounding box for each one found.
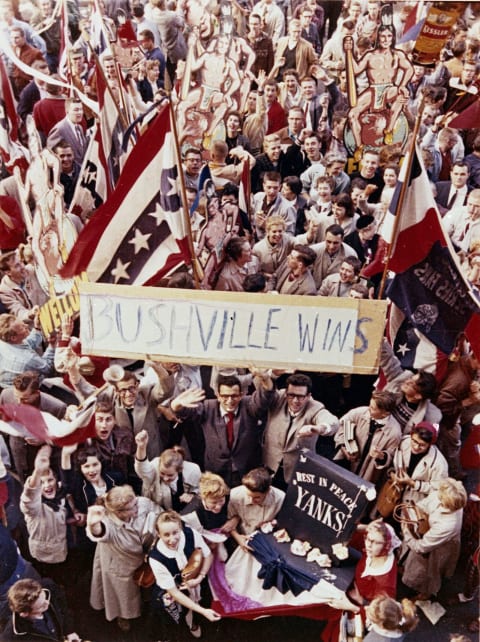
[86,485,160,631]
[400,478,467,600]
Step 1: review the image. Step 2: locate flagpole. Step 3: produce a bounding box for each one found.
[378,97,426,299]
[83,32,130,131]
[167,98,203,289]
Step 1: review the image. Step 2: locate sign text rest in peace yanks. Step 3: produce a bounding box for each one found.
[79,283,387,374]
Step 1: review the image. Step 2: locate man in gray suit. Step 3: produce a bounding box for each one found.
[47,97,87,166]
[171,371,274,488]
[262,373,339,489]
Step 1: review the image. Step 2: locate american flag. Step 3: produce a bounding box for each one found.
[385,146,480,359]
[60,102,192,286]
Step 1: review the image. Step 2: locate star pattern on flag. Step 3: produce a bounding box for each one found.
[129,228,151,254]
[149,201,166,226]
[159,166,181,212]
[99,164,179,284]
[60,104,191,287]
[396,343,410,357]
[111,257,131,283]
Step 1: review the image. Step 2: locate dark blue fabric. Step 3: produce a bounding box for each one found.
[249,532,318,596]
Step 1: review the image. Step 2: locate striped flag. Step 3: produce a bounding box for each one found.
[68,122,109,220]
[96,61,130,190]
[386,305,449,380]
[60,102,192,285]
[0,57,28,172]
[385,146,480,358]
[0,402,96,446]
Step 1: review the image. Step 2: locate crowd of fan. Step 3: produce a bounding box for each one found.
[0,0,480,640]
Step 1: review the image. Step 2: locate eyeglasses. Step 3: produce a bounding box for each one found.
[365,536,384,546]
[286,393,307,400]
[117,385,137,395]
[219,394,241,400]
[33,588,50,607]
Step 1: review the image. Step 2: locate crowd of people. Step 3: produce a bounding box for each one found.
[0,0,480,640]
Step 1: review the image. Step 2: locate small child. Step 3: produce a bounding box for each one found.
[364,596,418,641]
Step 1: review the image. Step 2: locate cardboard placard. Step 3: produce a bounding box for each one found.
[79,283,387,374]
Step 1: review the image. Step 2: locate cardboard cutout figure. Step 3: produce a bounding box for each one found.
[343,9,413,159]
[16,118,77,296]
[176,34,241,149]
[195,179,237,288]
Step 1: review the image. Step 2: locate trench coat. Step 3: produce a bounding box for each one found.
[87,497,159,621]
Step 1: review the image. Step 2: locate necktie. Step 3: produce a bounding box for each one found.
[357,419,382,469]
[447,189,457,210]
[226,412,234,449]
[170,473,184,511]
[125,407,134,427]
[286,413,295,442]
[304,101,312,130]
[75,125,84,146]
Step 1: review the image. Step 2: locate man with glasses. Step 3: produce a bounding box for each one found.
[69,363,174,461]
[170,371,274,487]
[3,579,81,641]
[262,373,339,490]
[182,147,204,190]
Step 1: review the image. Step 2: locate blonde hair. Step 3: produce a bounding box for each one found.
[199,472,229,500]
[155,509,182,533]
[159,448,184,472]
[100,485,135,514]
[438,478,467,512]
[0,314,19,342]
[265,216,286,232]
[366,597,418,633]
[263,134,281,149]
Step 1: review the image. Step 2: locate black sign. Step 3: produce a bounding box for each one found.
[276,450,375,555]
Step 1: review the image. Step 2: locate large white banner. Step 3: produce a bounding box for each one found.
[79,283,387,374]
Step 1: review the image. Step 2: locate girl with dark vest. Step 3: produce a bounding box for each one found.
[149,511,220,638]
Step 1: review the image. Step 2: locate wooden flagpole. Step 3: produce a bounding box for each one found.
[167,98,203,289]
[377,96,426,300]
[83,32,129,130]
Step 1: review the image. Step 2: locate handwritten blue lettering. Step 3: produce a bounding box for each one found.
[298,313,319,352]
[354,317,371,354]
[146,304,167,345]
[169,305,192,351]
[195,305,217,351]
[264,308,280,350]
[115,303,142,343]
